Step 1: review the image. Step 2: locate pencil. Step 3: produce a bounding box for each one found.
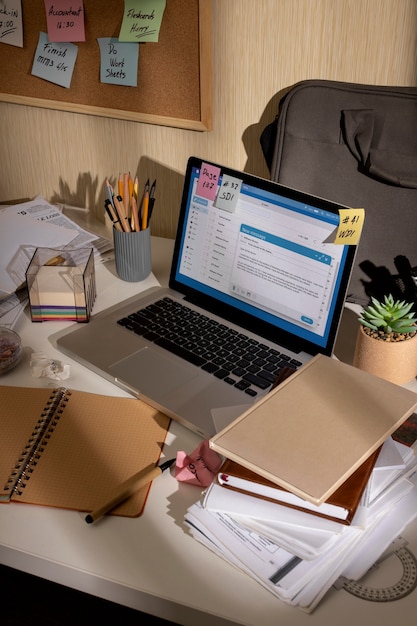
[131,193,140,232]
[128,172,134,204]
[141,191,149,230]
[138,178,149,223]
[128,173,134,226]
[85,458,175,524]
[117,173,123,200]
[123,172,129,217]
[105,178,115,205]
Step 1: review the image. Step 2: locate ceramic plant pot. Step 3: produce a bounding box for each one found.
[353,325,417,385]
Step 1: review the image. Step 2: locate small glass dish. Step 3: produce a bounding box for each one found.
[0,327,22,375]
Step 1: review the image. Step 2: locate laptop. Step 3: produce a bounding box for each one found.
[53,157,357,438]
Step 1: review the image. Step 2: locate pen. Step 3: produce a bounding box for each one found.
[148,179,156,222]
[104,200,123,232]
[85,458,176,524]
[113,195,132,232]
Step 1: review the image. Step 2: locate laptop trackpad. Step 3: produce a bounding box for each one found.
[109,347,197,396]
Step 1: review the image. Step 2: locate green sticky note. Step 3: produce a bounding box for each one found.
[119,0,166,43]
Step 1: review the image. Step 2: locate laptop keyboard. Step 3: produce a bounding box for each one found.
[117,297,302,397]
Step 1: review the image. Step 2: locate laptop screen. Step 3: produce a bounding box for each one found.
[170,157,356,356]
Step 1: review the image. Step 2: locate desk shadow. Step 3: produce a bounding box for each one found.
[333,306,359,365]
[241,87,291,177]
[165,475,204,533]
[134,157,185,239]
[50,159,184,240]
[50,172,100,217]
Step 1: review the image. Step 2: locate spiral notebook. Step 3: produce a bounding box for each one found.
[0,386,170,517]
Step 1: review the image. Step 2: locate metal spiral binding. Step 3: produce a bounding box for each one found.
[2,387,71,499]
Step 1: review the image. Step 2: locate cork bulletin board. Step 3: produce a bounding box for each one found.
[0,0,212,131]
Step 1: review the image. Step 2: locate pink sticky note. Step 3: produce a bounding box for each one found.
[196,162,221,201]
[175,439,223,487]
[44,0,86,42]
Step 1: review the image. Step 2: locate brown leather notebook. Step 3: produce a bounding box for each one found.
[0,386,170,517]
[217,448,381,525]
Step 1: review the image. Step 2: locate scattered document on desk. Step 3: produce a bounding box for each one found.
[0,288,28,329]
[0,208,77,295]
[373,434,405,470]
[185,439,417,612]
[0,196,112,325]
[1,195,103,251]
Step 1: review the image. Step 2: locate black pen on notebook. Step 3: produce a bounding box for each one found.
[85,458,175,524]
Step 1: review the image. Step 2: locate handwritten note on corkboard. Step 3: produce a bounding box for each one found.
[0,0,212,131]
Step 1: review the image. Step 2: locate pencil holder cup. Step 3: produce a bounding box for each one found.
[113,227,152,282]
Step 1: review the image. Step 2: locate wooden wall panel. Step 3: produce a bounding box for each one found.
[1,0,416,239]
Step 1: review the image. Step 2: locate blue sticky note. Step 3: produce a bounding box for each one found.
[31,32,77,88]
[97,37,139,87]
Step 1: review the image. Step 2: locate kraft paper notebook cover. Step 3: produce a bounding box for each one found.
[210,354,417,505]
[0,386,170,517]
[216,448,381,525]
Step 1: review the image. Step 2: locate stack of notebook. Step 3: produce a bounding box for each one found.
[185,356,417,612]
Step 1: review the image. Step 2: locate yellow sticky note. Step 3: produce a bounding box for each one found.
[334,208,365,245]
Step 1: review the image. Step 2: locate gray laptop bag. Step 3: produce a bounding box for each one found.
[261,79,417,306]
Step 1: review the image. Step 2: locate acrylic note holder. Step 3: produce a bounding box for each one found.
[26,247,96,322]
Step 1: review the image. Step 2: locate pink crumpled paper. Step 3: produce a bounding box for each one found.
[175,439,223,487]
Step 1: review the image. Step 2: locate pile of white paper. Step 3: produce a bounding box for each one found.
[185,437,417,613]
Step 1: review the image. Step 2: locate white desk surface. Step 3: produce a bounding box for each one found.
[1,236,417,626]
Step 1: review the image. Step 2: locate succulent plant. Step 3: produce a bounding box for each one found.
[359,294,417,338]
